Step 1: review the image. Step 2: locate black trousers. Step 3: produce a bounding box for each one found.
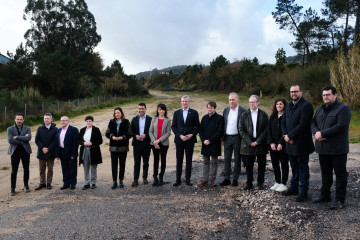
[175,141,195,181]
[152,143,169,179]
[270,150,289,185]
[319,154,348,201]
[111,151,127,182]
[244,154,267,186]
[133,142,151,181]
[59,149,77,187]
[11,149,30,189]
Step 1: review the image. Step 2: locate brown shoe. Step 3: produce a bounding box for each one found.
[143,178,149,185]
[197,180,208,187]
[131,181,139,187]
[210,180,217,187]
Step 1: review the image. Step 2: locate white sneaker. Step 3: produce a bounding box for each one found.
[275,184,288,192]
[270,183,281,191]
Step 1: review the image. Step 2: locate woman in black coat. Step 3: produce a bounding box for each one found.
[105,107,131,189]
[78,116,103,190]
[267,97,289,192]
[197,101,224,187]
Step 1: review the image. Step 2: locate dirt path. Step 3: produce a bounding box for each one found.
[0,90,359,239]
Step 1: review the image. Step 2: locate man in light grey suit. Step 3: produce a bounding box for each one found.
[220,92,246,187]
[7,113,32,196]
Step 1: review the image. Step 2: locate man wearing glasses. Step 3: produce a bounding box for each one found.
[281,85,314,202]
[55,116,79,190]
[311,86,351,209]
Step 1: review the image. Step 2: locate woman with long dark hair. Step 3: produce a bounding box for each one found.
[105,107,131,189]
[267,97,289,192]
[149,103,171,186]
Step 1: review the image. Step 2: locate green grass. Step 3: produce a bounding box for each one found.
[1,166,9,170]
[349,110,360,143]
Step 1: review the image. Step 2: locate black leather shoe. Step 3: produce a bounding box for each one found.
[295,194,308,202]
[47,184,52,189]
[60,185,70,190]
[330,200,345,209]
[119,181,124,188]
[70,185,76,190]
[158,179,163,186]
[312,195,331,203]
[82,185,90,190]
[232,180,239,187]
[220,179,231,186]
[244,184,253,190]
[111,182,117,189]
[173,180,181,187]
[281,188,299,196]
[152,177,158,186]
[258,184,265,190]
[186,180,193,186]
[35,184,46,190]
[91,184,96,189]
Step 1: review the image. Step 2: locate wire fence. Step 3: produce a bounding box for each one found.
[0,94,128,123]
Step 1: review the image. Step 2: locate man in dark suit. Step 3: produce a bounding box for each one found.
[281,85,314,202]
[55,116,79,190]
[221,92,246,187]
[131,103,152,187]
[172,95,200,186]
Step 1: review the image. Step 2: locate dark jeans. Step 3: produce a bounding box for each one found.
[111,151,127,181]
[223,135,242,180]
[152,143,169,179]
[289,155,309,195]
[175,141,195,181]
[244,154,266,186]
[59,149,77,187]
[319,154,348,201]
[11,150,30,189]
[270,150,289,185]
[133,142,151,181]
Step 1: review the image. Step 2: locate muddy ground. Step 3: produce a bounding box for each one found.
[0,90,359,239]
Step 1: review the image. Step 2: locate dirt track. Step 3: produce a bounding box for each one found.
[0,90,359,239]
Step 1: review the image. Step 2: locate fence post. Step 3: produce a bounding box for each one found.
[68,100,70,108]
[4,106,6,121]
[98,96,99,104]
[25,104,27,116]
[57,100,59,112]
[114,94,116,102]
[42,102,44,113]
[78,98,80,107]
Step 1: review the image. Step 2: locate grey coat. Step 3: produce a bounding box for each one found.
[239,109,269,155]
[7,124,32,155]
[149,117,171,146]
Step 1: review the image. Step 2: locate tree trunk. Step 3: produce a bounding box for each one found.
[343,1,350,55]
[354,0,360,43]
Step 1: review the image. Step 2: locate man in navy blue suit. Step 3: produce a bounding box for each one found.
[172,95,200,186]
[55,116,79,190]
[131,103,152,187]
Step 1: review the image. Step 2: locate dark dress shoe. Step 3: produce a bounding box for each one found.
[157,179,164,186]
[70,185,76,190]
[186,181,193,186]
[258,184,265,190]
[173,180,181,187]
[232,180,239,187]
[244,184,253,191]
[281,188,299,196]
[131,181,139,187]
[152,177,158,186]
[91,184,96,189]
[119,181,124,188]
[330,200,345,209]
[82,185,90,190]
[35,184,46,190]
[60,185,70,190]
[220,179,231,186]
[10,188,15,196]
[143,179,149,185]
[111,182,118,189]
[295,194,308,202]
[47,184,52,189]
[312,195,331,203]
[24,186,30,192]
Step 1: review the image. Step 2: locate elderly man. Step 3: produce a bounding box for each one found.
[220,92,246,187]
[35,113,58,190]
[55,116,79,190]
[172,95,200,186]
[311,86,351,209]
[239,95,268,190]
[7,113,32,196]
[281,85,314,202]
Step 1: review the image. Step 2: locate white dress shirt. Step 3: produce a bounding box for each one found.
[83,127,92,142]
[226,106,239,135]
[251,108,258,138]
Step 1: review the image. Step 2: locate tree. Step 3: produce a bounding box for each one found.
[275,48,287,70]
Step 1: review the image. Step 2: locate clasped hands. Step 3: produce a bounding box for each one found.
[180,134,193,142]
[314,131,326,141]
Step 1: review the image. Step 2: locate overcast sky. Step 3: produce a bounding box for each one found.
[0,0,323,75]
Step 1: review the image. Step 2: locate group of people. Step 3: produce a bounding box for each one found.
[7,84,351,210]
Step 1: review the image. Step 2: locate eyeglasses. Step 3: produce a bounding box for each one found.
[60,120,69,122]
[249,102,257,104]
[322,94,332,97]
[290,91,300,94]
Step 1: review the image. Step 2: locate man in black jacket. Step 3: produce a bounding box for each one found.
[35,113,58,190]
[172,95,200,186]
[311,86,351,209]
[281,85,314,202]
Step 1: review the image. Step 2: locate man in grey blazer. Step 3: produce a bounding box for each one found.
[220,92,246,187]
[7,113,32,196]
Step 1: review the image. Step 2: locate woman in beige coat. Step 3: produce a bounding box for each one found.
[149,103,171,186]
